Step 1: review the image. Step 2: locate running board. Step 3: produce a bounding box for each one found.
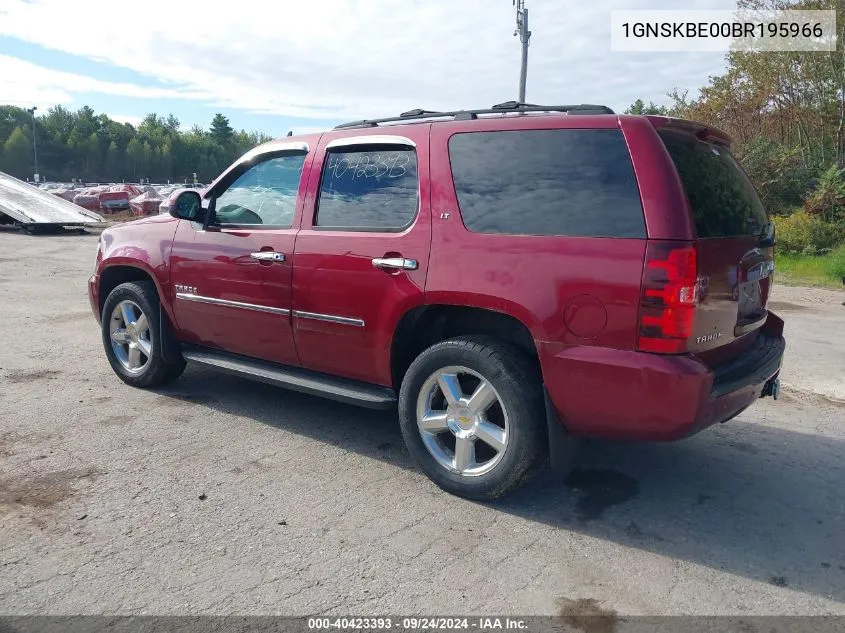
[181,346,397,409]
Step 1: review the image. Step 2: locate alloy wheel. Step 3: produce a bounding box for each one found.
[109,300,152,374]
[415,365,509,477]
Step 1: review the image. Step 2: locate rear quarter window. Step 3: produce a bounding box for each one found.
[658,130,768,238]
[448,128,646,238]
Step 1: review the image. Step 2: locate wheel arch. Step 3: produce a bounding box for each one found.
[97,263,174,326]
[390,303,540,391]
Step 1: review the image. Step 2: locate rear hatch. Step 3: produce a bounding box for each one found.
[651,124,774,363]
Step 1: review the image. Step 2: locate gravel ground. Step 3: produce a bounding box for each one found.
[769,285,845,402]
[0,229,843,616]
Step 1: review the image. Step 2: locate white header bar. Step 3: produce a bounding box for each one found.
[611,10,837,52]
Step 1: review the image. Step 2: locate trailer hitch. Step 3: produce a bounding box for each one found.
[760,376,780,400]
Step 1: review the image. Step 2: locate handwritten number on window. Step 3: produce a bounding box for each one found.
[326,151,410,181]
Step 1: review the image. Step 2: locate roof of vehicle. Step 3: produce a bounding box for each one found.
[333,101,615,130]
[240,102,618,161]
[237,106,732,177]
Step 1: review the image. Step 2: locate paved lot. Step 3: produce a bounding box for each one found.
[0,229,843,616]
[768,290,845,402]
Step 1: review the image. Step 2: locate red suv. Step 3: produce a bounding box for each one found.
[88,102,784,499]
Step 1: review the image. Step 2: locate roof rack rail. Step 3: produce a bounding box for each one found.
[334,102,615,129]
[399,108,442,118]
[491,100,542,109]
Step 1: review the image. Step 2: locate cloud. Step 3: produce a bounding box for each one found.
[0,0,734,120]
[0,54,188,111]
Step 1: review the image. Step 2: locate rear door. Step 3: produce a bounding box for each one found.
[657,126,773,356]
[292,128,431,386]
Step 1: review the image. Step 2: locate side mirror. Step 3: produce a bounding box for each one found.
[169,189,203,220]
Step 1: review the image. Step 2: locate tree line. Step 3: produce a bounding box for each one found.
[0,106,273,184]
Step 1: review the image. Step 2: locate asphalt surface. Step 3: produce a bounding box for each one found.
[769,290,845,402]
[0,229,843,616]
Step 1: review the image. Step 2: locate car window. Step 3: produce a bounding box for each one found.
[314,146,418,231]
[214,153,306,228]
[658,130,768,238]
[448,129,646,238]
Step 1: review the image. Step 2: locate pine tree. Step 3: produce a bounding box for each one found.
[209,113,233,146]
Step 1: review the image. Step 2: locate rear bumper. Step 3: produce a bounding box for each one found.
[711,330,784,397]
[541,312,785,441]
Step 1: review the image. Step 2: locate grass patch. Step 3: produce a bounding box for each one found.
[776,246,845,288]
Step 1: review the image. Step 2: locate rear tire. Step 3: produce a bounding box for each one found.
[101,281,185,388]
[398,336,547,500]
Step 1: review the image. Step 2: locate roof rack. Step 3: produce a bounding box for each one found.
[334,101,615,130]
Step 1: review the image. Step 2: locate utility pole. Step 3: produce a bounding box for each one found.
[26,106,39,182]
[514,0,531,103]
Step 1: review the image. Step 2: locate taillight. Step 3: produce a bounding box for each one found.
[637,242,698,354]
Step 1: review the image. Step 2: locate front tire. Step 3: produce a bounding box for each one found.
[101,281,185,388]
[398,336,547,500]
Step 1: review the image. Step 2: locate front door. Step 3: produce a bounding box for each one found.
[169,148,311,366]
[292,129,432,386]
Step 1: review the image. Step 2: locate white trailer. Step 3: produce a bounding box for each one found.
[0,171,104,233]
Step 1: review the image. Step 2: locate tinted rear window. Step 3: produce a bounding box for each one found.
[448,129,645,238]
[659,130,767,238]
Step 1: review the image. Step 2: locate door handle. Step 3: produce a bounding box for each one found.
[372,257,418,271]
[250,251,285,262]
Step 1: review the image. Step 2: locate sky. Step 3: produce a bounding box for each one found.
[0,0,736,137]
